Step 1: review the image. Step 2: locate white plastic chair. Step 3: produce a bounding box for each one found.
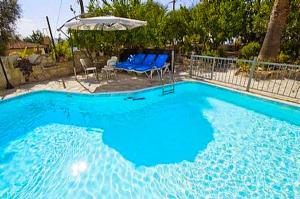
[80,59,98,79]
[106,56,118,68]
[102,56,118,79]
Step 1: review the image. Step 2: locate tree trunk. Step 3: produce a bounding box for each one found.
[258,0,290,61]
[78,0,84,14]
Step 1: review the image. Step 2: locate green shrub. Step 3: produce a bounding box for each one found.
[203,50,219,57]
[237,61,250,73]
[240,42,260,59]
[55,41,72,60]
[277,51,290,63]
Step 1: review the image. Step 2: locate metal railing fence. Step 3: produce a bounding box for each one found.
[190,55,300,99]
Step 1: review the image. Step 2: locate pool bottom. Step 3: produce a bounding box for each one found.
[0,97,299,198]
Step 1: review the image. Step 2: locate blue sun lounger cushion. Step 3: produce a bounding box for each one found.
[133,54,169,72]
[116,53,146,69]
[141,54,157,66]
[132,53,147,65]
[121,54,156,71]
[153,54,169,69]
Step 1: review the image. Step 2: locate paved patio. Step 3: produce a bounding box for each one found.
[0,71,186,100]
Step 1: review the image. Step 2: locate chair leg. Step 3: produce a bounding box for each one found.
[156,69,160,78]
[94,69,98,80]
[145,72,150,79]
[163,66,170,75]
[85,70,88,80]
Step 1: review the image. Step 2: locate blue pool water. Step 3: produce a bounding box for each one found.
[0,82,299,198]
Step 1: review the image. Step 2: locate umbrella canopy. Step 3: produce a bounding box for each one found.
[65,16,147,31]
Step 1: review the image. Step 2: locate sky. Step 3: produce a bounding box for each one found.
[16,0,195,39]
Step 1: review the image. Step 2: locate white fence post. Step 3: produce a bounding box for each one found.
[189,52,195,77]
[246,58,257,92]
[211,57,216,80]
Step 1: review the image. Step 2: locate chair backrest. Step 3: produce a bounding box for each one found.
[132,53,146,65]
[154,54,169,68]
[111,56,118,61]
[142,54,156,65]
[107,56,118,67]
[80,59,87,70]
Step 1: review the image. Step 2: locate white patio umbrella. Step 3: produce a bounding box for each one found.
[60,16,147,78]
[65,16,147,31]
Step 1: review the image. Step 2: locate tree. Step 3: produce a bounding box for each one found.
[23,30,44,44]
[73,0,300,63]
[281,0,300,61]
[239,0,274,45]
[191,0,246,52]
[258,0,291,61]
[0,0,21,55]
[161,6,191,47]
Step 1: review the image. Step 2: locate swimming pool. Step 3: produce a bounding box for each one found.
[0,81,299,198]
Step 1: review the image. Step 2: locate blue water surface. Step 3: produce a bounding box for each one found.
[0,82,299,198]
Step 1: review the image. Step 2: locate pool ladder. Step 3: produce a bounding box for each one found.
[156,65,175,95]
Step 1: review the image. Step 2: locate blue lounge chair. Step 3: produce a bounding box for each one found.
[136,54,156,68]
[116,53,146,70]
[134,54,169,71]
[116,53,157,71]
[153,54,169,70]
[127,53,156,71]
[133,54,170,78]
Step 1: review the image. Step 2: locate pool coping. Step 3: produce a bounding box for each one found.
[1,79,300,109]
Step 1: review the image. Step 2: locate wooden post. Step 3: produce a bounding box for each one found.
[46,16,58,62]
[0,57,13,89]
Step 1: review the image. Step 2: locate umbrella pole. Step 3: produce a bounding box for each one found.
[69,31,77,79]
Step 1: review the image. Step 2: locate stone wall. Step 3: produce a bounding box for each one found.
[0,54,83,90]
